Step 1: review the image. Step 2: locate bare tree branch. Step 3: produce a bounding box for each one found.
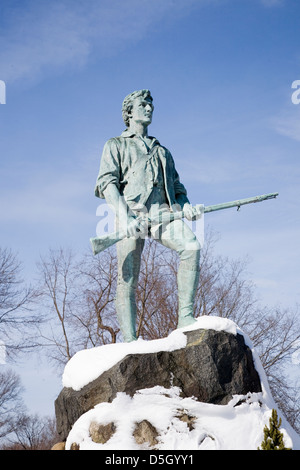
[0,248,41,359]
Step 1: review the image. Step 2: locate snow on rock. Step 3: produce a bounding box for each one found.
[61,316,300,450]
[65,386,300,450]
[62,316,240,391]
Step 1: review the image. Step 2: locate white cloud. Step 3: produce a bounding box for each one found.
[274,111,300,142]
[0,2,90,82]
[0,0,203,83]
[0,167,91,226]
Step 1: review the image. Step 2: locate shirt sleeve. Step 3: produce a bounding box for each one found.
[173,167,188,197]
[174,168,190,206]
[169,151,189,201]
[94,138,121,199]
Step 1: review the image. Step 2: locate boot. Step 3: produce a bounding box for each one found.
[177,266,200,329]
[115,287,137,342]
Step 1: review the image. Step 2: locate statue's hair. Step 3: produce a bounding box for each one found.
[122,89,153,127]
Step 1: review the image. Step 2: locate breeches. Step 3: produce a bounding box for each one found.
[116,218,201,294]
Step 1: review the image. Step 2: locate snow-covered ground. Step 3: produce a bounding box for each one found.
[62,316,300,450]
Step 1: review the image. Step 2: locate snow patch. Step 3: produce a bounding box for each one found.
[65,386,300,450]
[61,316,300,450]
[62,315,239,391]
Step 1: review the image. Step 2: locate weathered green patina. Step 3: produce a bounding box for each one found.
[94,90,203,342]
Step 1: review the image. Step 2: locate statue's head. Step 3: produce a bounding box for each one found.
[122,89,153,128]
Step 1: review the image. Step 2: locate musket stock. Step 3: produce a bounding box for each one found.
[90,193,278,255]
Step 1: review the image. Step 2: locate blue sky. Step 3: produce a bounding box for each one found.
[0,0,300,416]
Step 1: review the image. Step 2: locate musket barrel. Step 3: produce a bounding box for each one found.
[204,192,278,213]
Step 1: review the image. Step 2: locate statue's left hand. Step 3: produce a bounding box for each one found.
[183,203,204,221]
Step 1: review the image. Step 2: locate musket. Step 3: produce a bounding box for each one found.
[90,192,278,255]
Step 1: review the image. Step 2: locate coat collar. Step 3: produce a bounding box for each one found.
[120,129,160,146]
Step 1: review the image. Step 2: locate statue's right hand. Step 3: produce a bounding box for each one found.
[125,216,149,238]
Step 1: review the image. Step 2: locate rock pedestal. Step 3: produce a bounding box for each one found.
[55,327,262,441]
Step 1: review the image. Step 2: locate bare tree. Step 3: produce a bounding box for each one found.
[36,247,120,368]
[136,239,177,340]
[0,247,40,359]
[1,414,59,450]
[0,369,24,440]
[76,249,119,345]
[36,248,81,366]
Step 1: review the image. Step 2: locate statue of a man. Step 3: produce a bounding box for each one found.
[95,90,202,342]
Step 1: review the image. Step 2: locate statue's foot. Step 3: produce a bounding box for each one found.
[177,314,197,329]
[123,334,137,343]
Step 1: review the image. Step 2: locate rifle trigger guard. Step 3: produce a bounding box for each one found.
[237,205,241,211]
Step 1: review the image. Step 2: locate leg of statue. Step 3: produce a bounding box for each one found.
[115,236,145,342]
[153,218,201,329]
[177,262,200,328]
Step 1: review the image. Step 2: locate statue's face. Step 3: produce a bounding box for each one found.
[129,96,153,126]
